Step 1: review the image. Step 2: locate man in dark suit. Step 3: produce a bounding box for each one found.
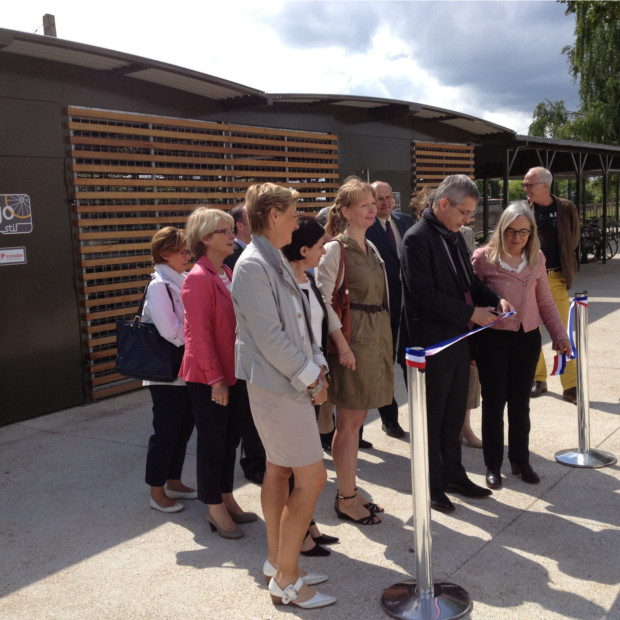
[365,181,413,438]
[401,175,511,512]
[224,203,251,271]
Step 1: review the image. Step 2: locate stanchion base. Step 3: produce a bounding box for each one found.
[555,448,617,468]
[381,581,471,620]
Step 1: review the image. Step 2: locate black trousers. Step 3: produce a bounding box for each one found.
[476,327,541,470]
[239,382,266,476]
[186,381,244,505]
[425,339,470,492]
[145,385,194,487]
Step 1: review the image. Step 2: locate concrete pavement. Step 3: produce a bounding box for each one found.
[1,257,619,619]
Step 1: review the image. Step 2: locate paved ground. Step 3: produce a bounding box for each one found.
[1,257,619,620]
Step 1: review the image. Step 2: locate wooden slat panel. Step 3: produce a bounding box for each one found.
[92,381,143,400]
[68,105,339,402]
[411,141,474,193]
[70,148,339,162]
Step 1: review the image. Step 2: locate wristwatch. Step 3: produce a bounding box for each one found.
[308,377,323,396]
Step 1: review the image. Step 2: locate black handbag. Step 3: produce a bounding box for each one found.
[115,282,184,382]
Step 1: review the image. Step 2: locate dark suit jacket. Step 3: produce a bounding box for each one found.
[223,239,245,270]
[401,217,500,349]
[366,212,414,340]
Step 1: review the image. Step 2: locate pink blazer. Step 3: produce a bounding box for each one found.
[180,256,237,386]
[471,248,568,348]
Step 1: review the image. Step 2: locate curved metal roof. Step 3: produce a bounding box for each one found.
[0,27,513,138]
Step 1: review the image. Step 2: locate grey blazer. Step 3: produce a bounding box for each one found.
[231,234,326,395]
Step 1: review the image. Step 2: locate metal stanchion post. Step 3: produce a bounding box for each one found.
[381,348,472,620]
[555,292,616,468]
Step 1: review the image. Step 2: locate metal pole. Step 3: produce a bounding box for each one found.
[381,348,471,620]
[555,293,616,468]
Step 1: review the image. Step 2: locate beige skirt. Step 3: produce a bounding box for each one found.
[246,382,323,468]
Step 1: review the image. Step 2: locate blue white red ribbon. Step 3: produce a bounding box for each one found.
[406,310,515,370]
[550,294,587,374]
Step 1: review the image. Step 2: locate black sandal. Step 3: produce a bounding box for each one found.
[334,493,380,525]
[353,487,384,514]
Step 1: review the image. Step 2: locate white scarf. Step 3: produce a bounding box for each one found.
[153,263,186,293]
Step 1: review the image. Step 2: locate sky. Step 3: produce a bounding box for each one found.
[3,1,579,133]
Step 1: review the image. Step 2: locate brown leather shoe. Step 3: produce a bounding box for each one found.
[530,381,547,397]
[562,387,577,405]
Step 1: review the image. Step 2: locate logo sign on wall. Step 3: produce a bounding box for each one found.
[0,247,27,266]
[0,194,33,235]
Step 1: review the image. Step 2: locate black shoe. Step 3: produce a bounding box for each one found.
[531,380,547,397]
[445,478,492,498]
[430,491,455,513]
[244,469,265,485]
[312,533,339,546]
[485,469,502,490]
[358,438,374,450]
[511,462,540,484]
[381,422,406,438]
[562,387,577,405]
[300,543,331,557]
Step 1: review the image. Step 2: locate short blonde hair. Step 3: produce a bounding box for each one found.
[151,226,186,264]
[485,201,540,266]
[245,183,299,234]
[326,179,375,237]
[186,207,234,258]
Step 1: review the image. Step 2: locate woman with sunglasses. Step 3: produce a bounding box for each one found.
[471,202,571,489]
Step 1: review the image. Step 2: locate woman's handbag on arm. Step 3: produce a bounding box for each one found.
[327,240,351,354]
[115,283,184,382]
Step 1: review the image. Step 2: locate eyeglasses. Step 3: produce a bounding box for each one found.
[505,228,531,238]
[212,228,235,236]
[177,250,192,257]
[448,200,477,217]
[522,182,544,189]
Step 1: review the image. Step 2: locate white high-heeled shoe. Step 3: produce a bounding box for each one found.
[262,560,327,586]
[268,576,336,609]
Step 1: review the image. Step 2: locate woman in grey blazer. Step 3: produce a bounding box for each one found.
[231,183,335,610]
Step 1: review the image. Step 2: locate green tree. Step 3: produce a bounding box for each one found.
[563,0,620,145]
[528,99,577,139]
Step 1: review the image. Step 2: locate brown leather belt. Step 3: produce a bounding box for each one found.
[350,302,386,313]
[546,268,561,274]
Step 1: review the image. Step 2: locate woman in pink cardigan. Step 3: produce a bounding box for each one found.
[471,202,571,489]
[181,207,257,539]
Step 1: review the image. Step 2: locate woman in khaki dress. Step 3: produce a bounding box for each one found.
[316,179,393,526]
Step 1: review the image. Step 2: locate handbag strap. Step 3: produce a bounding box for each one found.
[335,239,348,292]
[134,280,175,321]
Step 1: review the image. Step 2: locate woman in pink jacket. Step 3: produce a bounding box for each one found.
[181,207,257,539]
[471,202,571,490]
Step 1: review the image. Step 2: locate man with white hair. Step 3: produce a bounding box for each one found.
[523,167,580,404]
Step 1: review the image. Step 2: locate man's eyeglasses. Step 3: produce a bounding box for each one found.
[522,182,544,190]
[448,200,477,217]
[505,228,531,238]
[177,250,192,256]
[212,228,235,236]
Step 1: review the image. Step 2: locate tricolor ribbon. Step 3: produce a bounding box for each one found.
[406,310,516,370]
[550,294,587,375]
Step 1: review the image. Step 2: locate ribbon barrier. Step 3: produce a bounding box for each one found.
[555,292,617,468]
[381,346,471,620]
